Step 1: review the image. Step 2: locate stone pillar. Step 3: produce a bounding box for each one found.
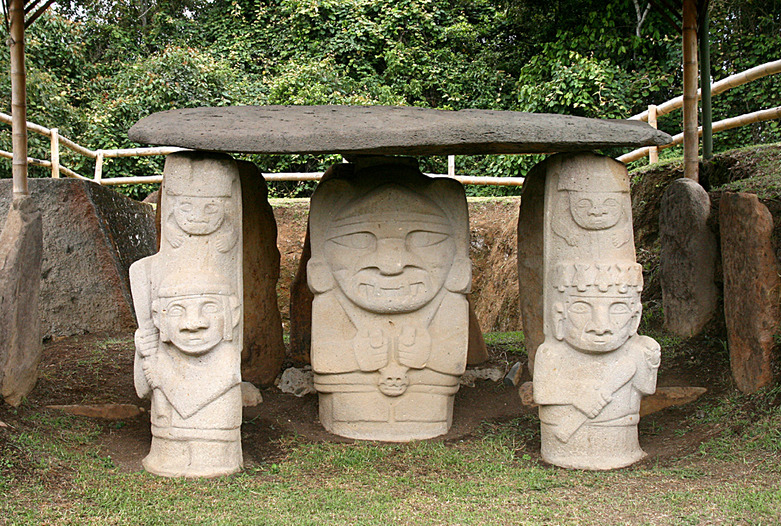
[130,152,244,477]
[517,162,546,375]
[0,195,43,406]
[238,161,285,387]
[533,153,660,470]
[659,178,718,337]
[720,192,780,394]
[308,158,471,441]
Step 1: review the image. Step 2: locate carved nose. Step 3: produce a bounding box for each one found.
[376,238,407,275]
[586,307,612,335]
[589,206,607,217]
[183,310,208,331]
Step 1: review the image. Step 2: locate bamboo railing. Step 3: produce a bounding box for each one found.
[619,59,781,164]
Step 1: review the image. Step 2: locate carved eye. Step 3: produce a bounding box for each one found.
[204,203,220,215]
[167,304,185,317]
[178,202,193,213]
[610,302,631,315]
[202,301,221,315]
[330,232,376,250]
[603,198,620,210]
[407,230,449,248]
[576,199,593,211]
[569,301,591,315]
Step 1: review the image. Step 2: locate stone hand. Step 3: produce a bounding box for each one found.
[573,387,611,419]
[215,231,236,253]
[168,230,186,248]
[397,326,430,369]
[354,328,388,371]
[142,354,158,389]
[642,338,662,368]
[135,328,158,358]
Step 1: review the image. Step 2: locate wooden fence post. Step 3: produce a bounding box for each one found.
[50,127,60,178]
[683,0,700,181]
[94,151,104,184]
[9,0,28,196]
[448,155,455,178]
[648,104,659,164]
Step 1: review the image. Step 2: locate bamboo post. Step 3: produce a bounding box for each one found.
[448,155,455,178]
[648,104,659,164]
[9,0,28,196]
[94,151,104,183]
[699,10,713,160]
[50,127,60,178]
[682,0,699,181]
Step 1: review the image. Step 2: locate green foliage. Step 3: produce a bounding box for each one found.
[1,0,778,198]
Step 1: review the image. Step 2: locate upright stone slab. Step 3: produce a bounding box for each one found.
[517,162,546,375]
[720,192,780,394]
[533,153,660,470]
[0,196,43,406]
[238,161,285,387]
[130,152,244,477]
[659,178,718,337]
[308,158,471,441]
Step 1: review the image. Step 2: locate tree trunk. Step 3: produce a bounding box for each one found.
[683,0,699,181]
[9,0,27,196]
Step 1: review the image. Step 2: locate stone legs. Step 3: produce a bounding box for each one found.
[530,153,659,470]
[131,152,248,477]
[307,158,471,441]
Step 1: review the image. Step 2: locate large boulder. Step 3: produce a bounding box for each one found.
[0,195,43,406]
[0,179,157,338]
[720,192,780,393]
[659,178,718,337]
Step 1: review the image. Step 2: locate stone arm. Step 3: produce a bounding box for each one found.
[425,294,469,375]
[129,257,158,399]
[630,335,661,396]
[214,219,238,253]
[310,294,368,373]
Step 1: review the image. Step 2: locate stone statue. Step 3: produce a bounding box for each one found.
[533,153,660,470]
[307,158,471,441]
[130,151,244,477]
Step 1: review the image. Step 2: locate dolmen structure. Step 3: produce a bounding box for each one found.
[128,105,671,475]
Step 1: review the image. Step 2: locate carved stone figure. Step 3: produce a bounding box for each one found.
[307,158,471,441]
[130,152,244,477]
[533,153,660,470]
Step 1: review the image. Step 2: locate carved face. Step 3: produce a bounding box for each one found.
[171,196,226,235]
[568,191,623,230]
[556,295,639,353]
[160,295,226,355]
[325,214,455,313]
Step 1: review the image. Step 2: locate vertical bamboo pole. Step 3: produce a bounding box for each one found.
[648,104,659,164]
[699,9,713,160]
[50,127,60,178]
[682,0,699,181]
[9,0,28,196]
[94,151,104,183]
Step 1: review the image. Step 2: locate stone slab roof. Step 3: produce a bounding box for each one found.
[129,105,671,156]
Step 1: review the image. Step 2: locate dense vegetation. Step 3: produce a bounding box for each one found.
[0,0,779,198]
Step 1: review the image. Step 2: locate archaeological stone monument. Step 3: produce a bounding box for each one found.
[130,152,244,477]
[533,153,660,470]
[307,158,471,441]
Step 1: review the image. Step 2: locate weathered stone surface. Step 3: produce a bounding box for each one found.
[0,179,157,339]
[459,366,505,387]
[47,403,143,419]
[0,196,43,406]
[308,158,471,441]
[639,386,707,416]
[533,153,660,470]
[289,164,489,367]
[277,366,316,397]
[129,106,672,156]
[720,192,780,394]
[517,163,546,374]
[518,381,535,406]
[659,178,718,337]
[241,381,263,407]
[130,152,244,477]
[239,161,285,387]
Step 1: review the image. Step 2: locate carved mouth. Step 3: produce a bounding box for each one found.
[358,282,426,300]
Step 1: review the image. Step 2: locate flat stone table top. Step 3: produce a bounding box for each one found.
[129,105,671,156]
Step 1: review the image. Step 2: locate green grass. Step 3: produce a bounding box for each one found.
[3,397,781,525]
